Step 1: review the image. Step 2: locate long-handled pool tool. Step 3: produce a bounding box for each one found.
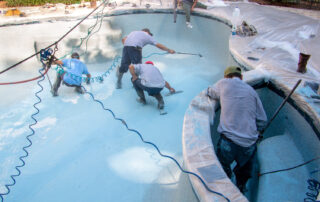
[257,79,320,178]
[259,79,302,137]
[176,51,203,57]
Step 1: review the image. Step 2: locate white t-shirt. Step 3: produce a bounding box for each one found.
[124,31,157,48]
[134,64,165,88]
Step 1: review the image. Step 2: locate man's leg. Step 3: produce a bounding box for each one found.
[234,145,257,192]
[182,3,191,24]
[51,73,62,96]
[216,137,236,178]
[132,79,146,104]
[129,47,142,64]
[117,47,130,89]
[75,86,84,94]
[195,2,207,9]
[153,93,164,109]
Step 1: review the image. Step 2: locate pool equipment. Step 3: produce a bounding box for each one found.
[176,52,203,57]
[260,79,302,137]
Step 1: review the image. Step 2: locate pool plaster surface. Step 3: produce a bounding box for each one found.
[1,1,320,202]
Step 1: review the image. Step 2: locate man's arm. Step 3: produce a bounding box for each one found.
[122,36,127,45]
[191,0,198,11]
[86,73,91,84]
[53,59,63,65]
[129,64,138,81]
[206,84,220,100]
[256,97,268,131]
[165,81,175,93]
[156,43,175,54]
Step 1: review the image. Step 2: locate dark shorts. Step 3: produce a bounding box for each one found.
[119,46,142,73]
[133,79,163,96]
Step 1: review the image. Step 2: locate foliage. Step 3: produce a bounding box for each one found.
[6,0,84,7]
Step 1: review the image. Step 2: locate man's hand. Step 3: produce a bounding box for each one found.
[131,76,138,82]
[168,49,175,54]
[257,132,263,144]
[170,88,175,93]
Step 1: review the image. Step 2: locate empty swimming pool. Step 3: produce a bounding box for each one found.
[0,13,234,201]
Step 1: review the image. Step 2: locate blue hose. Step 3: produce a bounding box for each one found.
[0,68,46,202]
[83,87,230,202]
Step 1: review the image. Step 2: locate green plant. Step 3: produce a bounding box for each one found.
[6,0,85,7]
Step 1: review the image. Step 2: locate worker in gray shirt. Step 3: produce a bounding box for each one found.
[207,66,267,193]
[129,61,175,110]
[117,28,175,89]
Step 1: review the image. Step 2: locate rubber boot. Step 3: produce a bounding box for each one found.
[75,86,84,94]
[297,53,310,74]
[116,72,123,89]
[154,93,164,109]
[135,88,146,104]
[51,73,62,97]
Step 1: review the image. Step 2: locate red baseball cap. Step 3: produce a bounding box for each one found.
[145,61,154,65]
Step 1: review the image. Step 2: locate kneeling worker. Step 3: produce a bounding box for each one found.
[51,52,91,96]
[129,61,175,109]
[206,66,267,192]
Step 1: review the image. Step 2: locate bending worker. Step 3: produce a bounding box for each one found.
[51,52,91,96]
[206,66,267,193]
[129,61,175,110]
[117,28,175,89]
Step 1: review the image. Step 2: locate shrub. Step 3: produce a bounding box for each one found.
[6,0,83,7]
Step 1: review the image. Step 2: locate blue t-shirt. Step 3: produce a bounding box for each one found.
[62,58,89,86]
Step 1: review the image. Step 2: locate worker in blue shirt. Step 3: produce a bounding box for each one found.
[51,52,91,96]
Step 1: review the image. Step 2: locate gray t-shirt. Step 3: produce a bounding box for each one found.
[124,31,157,48]
[134,64,165,88]
[207,77,267,147]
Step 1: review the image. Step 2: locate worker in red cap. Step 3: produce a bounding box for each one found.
[116,28,175,89]
[129,61,175,109]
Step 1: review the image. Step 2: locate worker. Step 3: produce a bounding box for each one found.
[207,66,267,192]
[129,61,175,110]
[51,52,91,96]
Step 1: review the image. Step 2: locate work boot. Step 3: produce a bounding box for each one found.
[50,88,58,97]
[154,93,164,109]
[75,86,84,94]
[116,72,123,89]
[135,88,146,105]
[136,98,146,105]
[297,52,310,73]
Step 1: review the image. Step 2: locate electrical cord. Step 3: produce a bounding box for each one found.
[0,67,46,202]
[83,87,231,202]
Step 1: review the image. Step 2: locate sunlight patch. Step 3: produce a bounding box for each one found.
[153,62,167,72]
[61,96,79,104]
[107,147,177,184]
[33,117,57,129]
